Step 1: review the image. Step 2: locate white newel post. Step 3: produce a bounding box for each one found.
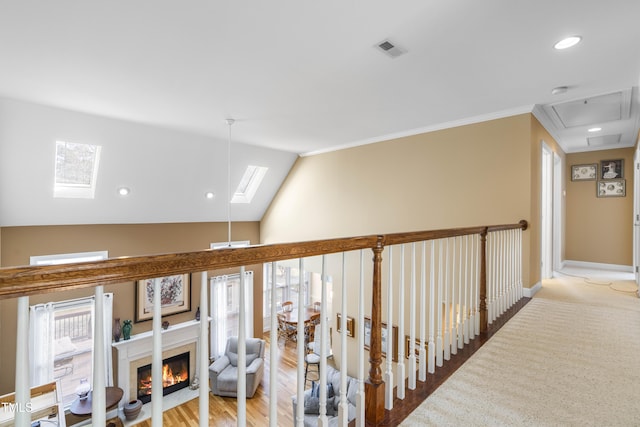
[93,285,106,426]
[420,242,428,381]
[15,296,30,427]
[444,238,451,360]
[295,258,305,427]
[339,253,349,422]
[384,246,394,410]
[318,255,329,427]
[427,241,435,375]
[408,243,417,389]
[356,251,365,427]
[237,267,247,427]
[269,262,278,427]
[199,271,209,427]
[396,244,406,400]
[436,240,443,368]
[152,277,163,426]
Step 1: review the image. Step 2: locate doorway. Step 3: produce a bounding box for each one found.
[541,142,553,279]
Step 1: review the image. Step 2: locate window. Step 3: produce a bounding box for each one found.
[29,251,112,408]
[210,272,254,359]
[30,295,113,408]
[263,263,310,330]
[54,140,102,199]
[230,166,268,204]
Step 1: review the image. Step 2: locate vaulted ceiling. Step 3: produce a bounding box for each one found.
[0,1,639,226]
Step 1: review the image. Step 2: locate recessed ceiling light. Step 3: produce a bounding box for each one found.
[205,191,215,199]
[551,86,568,95]
[118,187,130,196]
[588,127,602,133]
[554,36,582,50]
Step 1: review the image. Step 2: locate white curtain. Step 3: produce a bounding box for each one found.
[100,293,114,386]
[210,272,254,359]
[29,302,55,386]
[29,293,114,388]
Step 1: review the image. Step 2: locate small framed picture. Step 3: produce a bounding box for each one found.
[571,164,597,181]
[364,317,398,362]
[600,159,624,179]
[135,273,191,322]
[597,179,626,198]
[405,335,428,359]
[336,313,355,337]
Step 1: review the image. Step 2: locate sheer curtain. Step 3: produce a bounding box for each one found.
[29,302,55,386]
[210,272,254,359]
[28,293,114,388]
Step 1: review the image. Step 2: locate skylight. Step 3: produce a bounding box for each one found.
[231,165,268,204]
[54,140,102,199]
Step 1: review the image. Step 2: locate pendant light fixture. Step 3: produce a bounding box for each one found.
[225,118,235,247]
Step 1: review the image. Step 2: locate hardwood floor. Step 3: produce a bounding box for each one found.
[133,299,530,426]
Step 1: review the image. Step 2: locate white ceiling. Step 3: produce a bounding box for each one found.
[0,1,639,226]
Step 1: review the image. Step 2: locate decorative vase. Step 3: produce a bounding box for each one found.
[122,320,133,340]
[195,306,200,321]
[113,318,121,342]
[123,399,142,420]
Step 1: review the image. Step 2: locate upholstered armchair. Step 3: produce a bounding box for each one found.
[209,336,266,398]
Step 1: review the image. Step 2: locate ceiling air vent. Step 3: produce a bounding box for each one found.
[587,134,622,147]
[375,39,406,59]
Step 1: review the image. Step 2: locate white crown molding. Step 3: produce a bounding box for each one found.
[302,105,536,157]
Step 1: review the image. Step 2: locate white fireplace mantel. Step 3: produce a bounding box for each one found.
[112,319,205,405]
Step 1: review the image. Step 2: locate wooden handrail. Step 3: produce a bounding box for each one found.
[0,221,528,300]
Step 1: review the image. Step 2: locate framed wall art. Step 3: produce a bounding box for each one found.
[405,335,428,359]
[571,164,597,181]
[135,273,191,322]
[363,317,398,362]
[336,313,355,337]
[600,159,624,180]
[597,179,626,198]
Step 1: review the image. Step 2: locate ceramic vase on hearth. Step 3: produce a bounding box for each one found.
[113,317,121,342]
[123,399,142,420]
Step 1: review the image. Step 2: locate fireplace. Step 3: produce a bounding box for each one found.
[136,352,190,404]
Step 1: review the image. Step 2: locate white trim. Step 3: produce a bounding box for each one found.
[562,260,634,273]
[523,282,541,298]
[30,250,108,266]
[301,105,534,157]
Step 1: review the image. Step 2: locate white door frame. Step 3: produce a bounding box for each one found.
[553,151,563,272]
[541,142,553,279]
[634,146,640,293]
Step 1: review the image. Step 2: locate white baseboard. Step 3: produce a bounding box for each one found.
[562,260,633,273]
[523,282,541,298]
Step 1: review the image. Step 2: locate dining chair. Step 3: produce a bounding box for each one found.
[276,312,296,346]
[281,301,294,312]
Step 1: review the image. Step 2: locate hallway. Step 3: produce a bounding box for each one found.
[401,267,639,426]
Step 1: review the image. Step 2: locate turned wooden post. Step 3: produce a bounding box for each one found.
[365,236,385,424]
[479,228,488,333]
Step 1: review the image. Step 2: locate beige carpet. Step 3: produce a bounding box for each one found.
[401,268,640,426]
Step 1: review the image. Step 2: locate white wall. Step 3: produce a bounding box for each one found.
[0,97,297,226]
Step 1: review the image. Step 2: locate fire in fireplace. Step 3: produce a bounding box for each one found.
[137,352,190,404]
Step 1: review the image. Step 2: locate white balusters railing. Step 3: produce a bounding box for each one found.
[1,220,527,427]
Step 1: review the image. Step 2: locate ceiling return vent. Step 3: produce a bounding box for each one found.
[587,134,622,147]
[375,39,406,58]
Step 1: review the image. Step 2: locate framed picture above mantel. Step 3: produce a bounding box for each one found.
[135,273,191,322]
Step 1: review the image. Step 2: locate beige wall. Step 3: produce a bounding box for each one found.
[565,148,634,265]
[0,221,263,395]
[262,114,538,282]
[262,114,551,376]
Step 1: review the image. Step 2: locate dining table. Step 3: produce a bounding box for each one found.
[279,306,318,326]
